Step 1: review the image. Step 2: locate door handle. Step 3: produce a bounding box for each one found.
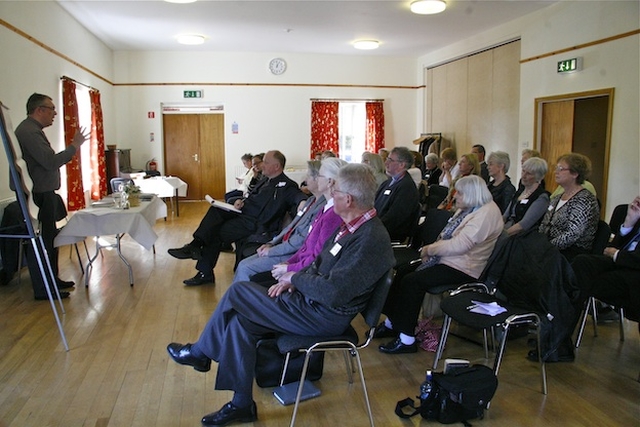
[192,154,199,162]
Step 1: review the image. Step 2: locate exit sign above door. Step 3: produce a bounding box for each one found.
[557,57,582,74]
[183,90,203,98]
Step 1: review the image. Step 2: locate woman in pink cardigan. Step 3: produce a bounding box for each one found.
[270,157,347,279]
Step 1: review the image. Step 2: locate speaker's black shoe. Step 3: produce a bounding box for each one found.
[56,278,75,289]
[183,272,215,286]
[168,244,201,260]
[167,343,211,372]
[35,291,70,301]
[379,337,418,354]
[367,322,397,339]
[201,401,257,426]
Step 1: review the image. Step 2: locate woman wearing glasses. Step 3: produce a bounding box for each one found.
[539,153,599,261]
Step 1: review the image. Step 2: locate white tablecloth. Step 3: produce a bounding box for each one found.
[54,197,167,250]
[133,176,188,198]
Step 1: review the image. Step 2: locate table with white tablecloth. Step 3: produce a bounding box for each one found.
[133,176,187,216]
[54,197,167,286]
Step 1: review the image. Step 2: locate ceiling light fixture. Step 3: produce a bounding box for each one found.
[165,0,197,4]
[176,34,206,45]
[353,40,379,50]
[410,0,447,15]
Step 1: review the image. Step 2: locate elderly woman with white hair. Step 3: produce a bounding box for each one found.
[424,152,442,186]
[377,175,504,354]
[503,157,550,236]
[487,151,516,213]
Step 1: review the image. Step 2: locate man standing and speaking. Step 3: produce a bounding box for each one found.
[15,93,88,300]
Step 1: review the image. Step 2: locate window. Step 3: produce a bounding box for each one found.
[338,102,366,163]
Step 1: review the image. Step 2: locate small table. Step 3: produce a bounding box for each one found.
[133,176,187,216]
[54,197,167,286]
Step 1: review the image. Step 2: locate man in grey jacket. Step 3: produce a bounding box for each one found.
[166,163,394,426]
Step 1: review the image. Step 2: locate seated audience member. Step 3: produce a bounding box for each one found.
[166,164,394,427]
[265,158,347,284]
[378,148,389,162]
[375,147,421,242]
[168,150,306,285]
[572,196,640,322]
[224,153,254,202]
[439,147,459,188]
[439,153,480,211]
[539,153,599,262]
[423,153,442,186]
[361,151,388,187]
[486,151,516,213]
[408,150,423,187]
[321,150,337,159]
[377,176,504,354]
[228,154,264,204]
[233,160,325,282]
[471,144,490,183]
[503,157,550,236]
[519,148,545,190]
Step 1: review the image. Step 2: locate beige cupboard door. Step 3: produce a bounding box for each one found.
[163,113,226,200]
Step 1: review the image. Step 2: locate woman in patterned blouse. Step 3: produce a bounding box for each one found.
[539,153,599,261]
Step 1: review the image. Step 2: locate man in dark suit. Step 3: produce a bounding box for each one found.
[374,146,420,242]
[168,150,306,285]
[472,144,490,183]
[572,196,640,321]
[166,164,394,426]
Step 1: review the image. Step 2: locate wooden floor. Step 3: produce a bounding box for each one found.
[0,201,638,427]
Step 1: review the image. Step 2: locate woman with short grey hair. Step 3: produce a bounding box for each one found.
[487,151,516,213]
[424,153,442,186]
[503,157,549,236]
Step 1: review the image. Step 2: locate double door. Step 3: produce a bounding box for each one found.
[162,113,226,200]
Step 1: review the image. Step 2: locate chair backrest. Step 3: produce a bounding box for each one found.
[415,208,453,248]
[591,220,611,254]
[426,184,448,209]
[361,269,395,328]
[110,177,134,193]
[609,204,628,234]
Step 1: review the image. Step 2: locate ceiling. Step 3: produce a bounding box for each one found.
[58,0,557,57]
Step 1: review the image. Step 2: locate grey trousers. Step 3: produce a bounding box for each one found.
[233,252,291,282]
[191,281,353,395]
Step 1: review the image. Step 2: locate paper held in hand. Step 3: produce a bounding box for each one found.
[205,195,242,214]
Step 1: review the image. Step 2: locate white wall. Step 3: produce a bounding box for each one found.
[418,1,640,220]
[112,51,419,191]
[0,1,114,201]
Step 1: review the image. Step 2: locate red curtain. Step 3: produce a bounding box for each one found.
[89,90,108,200]
[310,101,339,158]
[365,101,385,154]
[62,79,85,211]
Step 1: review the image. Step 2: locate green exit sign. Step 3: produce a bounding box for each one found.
[557,57,582,74]
[183,90,203,98]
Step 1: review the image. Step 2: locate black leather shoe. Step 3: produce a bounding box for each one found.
[183,272,215,286]
[367,322,397,339]
[379,337,418,354]
[35,291,70,301]
[56,279,75,289]
[167,343,211,372]
[168,244,201,260]
[201,401,257,426]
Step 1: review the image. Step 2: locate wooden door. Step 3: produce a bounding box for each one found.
[163,113,226,200]
[540,100,574,194]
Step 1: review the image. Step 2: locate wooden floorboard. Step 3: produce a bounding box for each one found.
[0,200,638,426]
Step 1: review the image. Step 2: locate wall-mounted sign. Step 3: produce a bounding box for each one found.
[557,57,582,74]
[183,90,203,98]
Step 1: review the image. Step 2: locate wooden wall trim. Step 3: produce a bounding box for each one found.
[520,29,640,64]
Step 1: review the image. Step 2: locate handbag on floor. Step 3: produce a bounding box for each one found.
[395,364,498,426]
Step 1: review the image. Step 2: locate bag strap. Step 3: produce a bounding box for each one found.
[395,397,421,419]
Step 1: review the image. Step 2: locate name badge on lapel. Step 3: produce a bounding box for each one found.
[329,243,342,256]
[384,189,391,196]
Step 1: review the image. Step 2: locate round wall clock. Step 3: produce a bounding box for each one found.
[269,58,287,75]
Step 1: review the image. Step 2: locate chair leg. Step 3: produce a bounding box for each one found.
[433,315,452,370]
[482,329,489,359]
[73,243,85,274]
[342,350,354,384]
[17,239,24,285]
[575,297,593,348]
[618,307,625,342]
[352,351,375,427]
[289,351,314,427]
[279,353,293,387]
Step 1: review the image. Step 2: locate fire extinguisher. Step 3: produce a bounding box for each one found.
[147,158,158,171]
